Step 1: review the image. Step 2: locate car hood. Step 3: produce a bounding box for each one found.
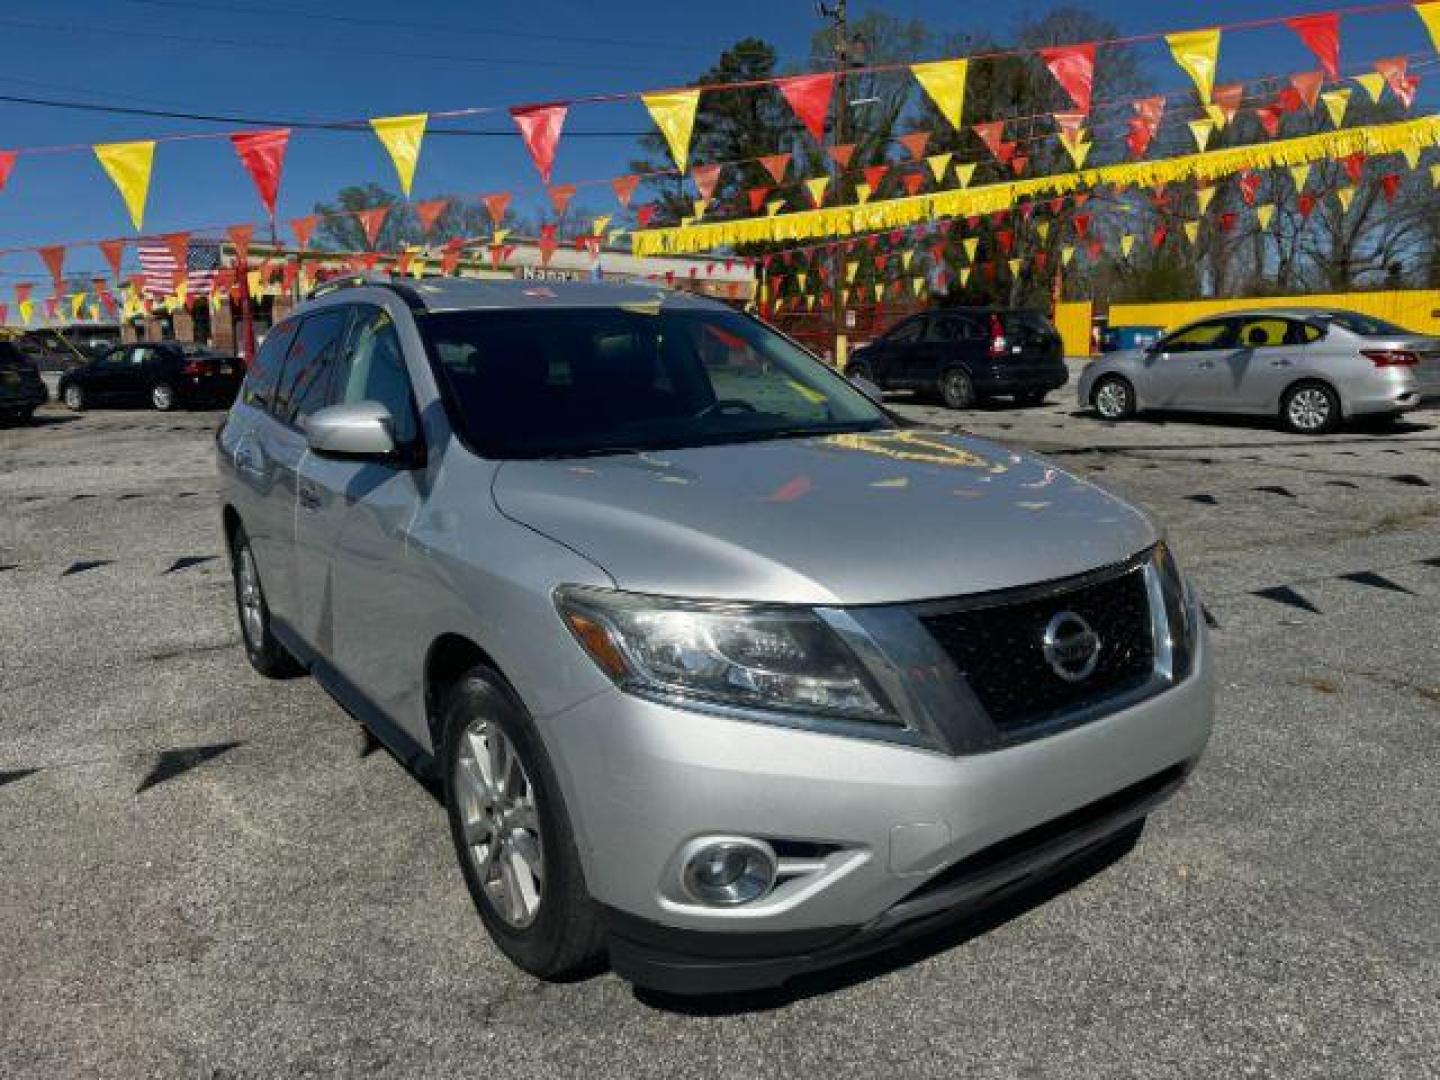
[492,429,1157,605]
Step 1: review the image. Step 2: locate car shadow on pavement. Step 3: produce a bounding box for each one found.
[632,823,1143,1016]
[1066,408,1434,437]
[5,413,80,429]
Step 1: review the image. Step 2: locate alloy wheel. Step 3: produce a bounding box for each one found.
[1286,387,1332,432]
[1095,380,1129,419]
[64,386,83,410]
[942,370,974,409]
[453,719,545,928]
[235,544,266,649]
[152,384,175,411]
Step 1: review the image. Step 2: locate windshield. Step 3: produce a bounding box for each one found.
[423,306,891,459]
[1321,311,1410,337]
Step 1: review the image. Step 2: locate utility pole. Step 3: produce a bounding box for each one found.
[818,0,852,369]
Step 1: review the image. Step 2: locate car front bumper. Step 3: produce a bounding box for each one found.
[540,624,1214,993]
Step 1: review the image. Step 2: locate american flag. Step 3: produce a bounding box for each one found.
[136,238,222,298]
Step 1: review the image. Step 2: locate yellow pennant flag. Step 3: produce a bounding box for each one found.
[1204,104,1230,130]
[1187,118,1215,152]
[925,152,952,183]
[805,176,829,208]
[69,292,85,318]
[957,266,972,287]
[247,270,263,297]
[962,237,979,263]
[1256,204,1275,230]
[493,228,511,246]
[910,58,969,131]
[174,280,188,305]
[88,303,101,322]
[692,199,708,221]
[1004,257,1019,277]
[796,271,808,291]
[954,162,976,188]
[855,182,872,204]
[1120,234,1135,258]
[369,114,428,196]
[912,277,926,297]
[1061,245,1075,267]
[1167,29,1221,103]
[845,260,860,284]
[1183,221,1201,244]
[1337,186,1356,211]
[591,215,611,236]
[642,89,702,171]
[873,283,885,302]
[679,216,694,229]
[1062,139,1092,169]
[1415,1,1440,52]
[1036,220,1051,241]
[19,299,33,324]
[765,199,784,217]
[1321,89,1351,127]
[93,140,156,230]
[412,259,428,279]
[1290,165,1310,192]
[901,250,914,271]
[1196,185,1217,214]
[1431,163,1440,188]
[1353,73,1385,104]
[1401,144,1422,170]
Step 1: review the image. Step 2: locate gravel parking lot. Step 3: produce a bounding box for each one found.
[2,389,1437,1078]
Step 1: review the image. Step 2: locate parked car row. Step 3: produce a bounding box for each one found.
[0,338,49,426]
[58,342,242,413]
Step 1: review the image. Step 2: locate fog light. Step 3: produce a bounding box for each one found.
[681,839,776,906]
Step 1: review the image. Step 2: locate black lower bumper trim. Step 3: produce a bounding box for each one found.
[606,761,1190,996]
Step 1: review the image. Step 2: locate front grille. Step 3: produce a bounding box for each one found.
[919,564,1155,733]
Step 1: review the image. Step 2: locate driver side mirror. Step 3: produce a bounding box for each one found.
[304,401,398,459]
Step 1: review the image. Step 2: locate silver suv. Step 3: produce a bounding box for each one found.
[218,279,1213,995]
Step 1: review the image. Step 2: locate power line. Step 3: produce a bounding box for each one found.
[119,0,715,53]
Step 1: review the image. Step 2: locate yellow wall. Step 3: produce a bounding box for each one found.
[1054,300,1094,358]
[1107,289,1440,338]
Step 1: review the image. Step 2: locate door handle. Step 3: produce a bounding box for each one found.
[297,484,322,511]
[1197,361,1215,369]
[1269,358,1293,367]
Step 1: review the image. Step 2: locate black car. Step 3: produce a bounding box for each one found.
[846,308,1069,409]
[0,339,49,425]
[58,342,242,412]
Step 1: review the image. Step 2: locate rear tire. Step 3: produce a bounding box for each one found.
[62,384,85,412]
[1280,381,1340,435]
[151,383,177,411]
[1092,375,1136,420]
[442,665,606,981]
[939,368,976,410]
[229,525,305,679]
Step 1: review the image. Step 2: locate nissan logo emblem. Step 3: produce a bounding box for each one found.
[1042,611,1102,682]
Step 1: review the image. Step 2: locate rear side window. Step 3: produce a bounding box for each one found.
[242,320,297,412]
[332,306,419,445]
[926,315,985,342]
[274,307,352,424]
[886,318,924,344]
[1000,311,1058,344]
[1162,319,1236,353]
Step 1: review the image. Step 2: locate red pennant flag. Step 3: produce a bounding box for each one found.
[1289,71,1323,112]
[290,216,316,251]
[1297,194,1317,220]
[482,192,511,228]
[39,246,65,291]
[45,296,59,321]
[1041,43,1097,114]
[1255,106,1282,138]
[229,129,290,218]
[440,247,462,277]
[902,173,925,196]
[394,249,414,275]
[1237,171,1262,205]
[1073,214,1091,239]
[548,183,577,216]
[1085,238,1103,261]
[1046,198,1065,215]
[747,186,770,213]
[15,283,32,304]
[996,229,1014,256]
[1151,224,1168,249]
[990,210,1009,227]
[898,132,931,160]
[691,163,722,202]
[225,225,252,265]
[863,164,889,191]
[1219,212,1237,233]
[758,153,790,184]
[355,207,388,248]
[1034,251,1048,273]
[1286,13,1340,82]
[1212,84,1245,125]
[99,239,125,279]
[973,121,1007,161]
[775,73,836,143]
[611,174,639,208]
[415,198,449,235]
[1343,152,1366,184]
[0,150,16,193]
[635,204,656,229]
[827,143,855,169]
[1381,173,1401,202]
[509,103,568,184]
[1009,153,1028,176]
[1375,57,1418,108]
[1127,96,1165,158]
[1275,87,1305,115]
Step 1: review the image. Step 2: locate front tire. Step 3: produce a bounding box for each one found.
[229,525,305,679]
[1281,381,1340,435]
[151,383,177,411]
[1092,375,1136,420]
[62,384,86,412]
[442,666,605,981]
[939,367,976,410]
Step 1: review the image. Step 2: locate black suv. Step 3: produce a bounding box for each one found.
[58,341,242,412]
[847,308,1069,409]
[0,339,49,425]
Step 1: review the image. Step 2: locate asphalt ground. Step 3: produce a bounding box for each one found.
[2,386,1437,1078]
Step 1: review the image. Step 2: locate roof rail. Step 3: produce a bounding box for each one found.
[304,272,425,311]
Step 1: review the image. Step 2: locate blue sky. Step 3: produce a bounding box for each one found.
[0,0,1429,284]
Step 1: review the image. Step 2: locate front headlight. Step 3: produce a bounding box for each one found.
[1152,540,1198,680]
[555,586,898,724]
